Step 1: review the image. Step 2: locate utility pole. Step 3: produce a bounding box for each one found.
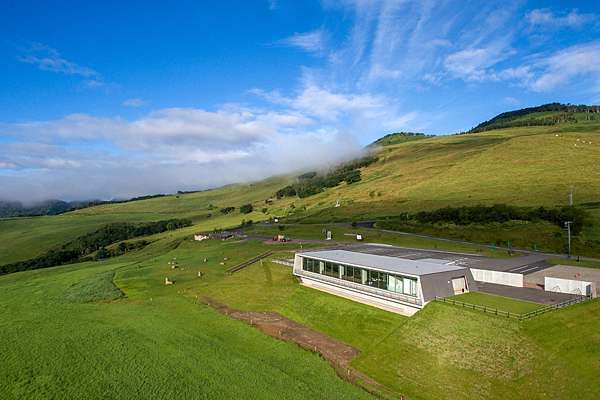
[569,186,574,206]
[564,221,573,258]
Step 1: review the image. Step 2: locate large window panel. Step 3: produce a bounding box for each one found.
[367,270,388,289]
[323,262,339,278]
[342,264,362,283]
[302,257,418,298]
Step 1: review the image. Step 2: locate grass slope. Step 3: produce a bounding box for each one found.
[2,117,600,263]
[0,176,290,265]
[451,291,543,314]
[0,240,371,400]
[1,224,599,399]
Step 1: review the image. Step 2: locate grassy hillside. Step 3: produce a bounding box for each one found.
[279,120,600,254]
[0,176,292,265]
[2,111,600,265]
[2,230,599,399]
[0,239,372,400]
[1,105,599,399]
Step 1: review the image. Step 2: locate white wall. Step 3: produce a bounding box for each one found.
[470,268,523,287]
[545,277,592,296]
[293,254,302,275]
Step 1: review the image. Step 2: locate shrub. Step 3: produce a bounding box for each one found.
[276,185,296,198]
[275,155,375,199]
[240,204,253,214]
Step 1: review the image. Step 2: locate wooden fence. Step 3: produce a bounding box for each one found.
[226,251,273,274]
[435,294,592,321]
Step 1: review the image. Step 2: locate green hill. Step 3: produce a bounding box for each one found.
[370,131,433,146]
[2,105,600,400]
[469,103,600,133]
[2,106,600,264]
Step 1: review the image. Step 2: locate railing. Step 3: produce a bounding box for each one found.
[272,259,294,267]
[435,294,592,321]
[226,251,273,274]
[297,270,422,306]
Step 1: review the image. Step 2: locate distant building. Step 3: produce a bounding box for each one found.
[209,231,235,240]
[194,230,243,241]
[293,249,475,315]
[273,234,287,242]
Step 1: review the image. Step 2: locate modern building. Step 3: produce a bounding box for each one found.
[293,249,476,315]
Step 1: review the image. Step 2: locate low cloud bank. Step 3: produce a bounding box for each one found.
[0,83,417,202]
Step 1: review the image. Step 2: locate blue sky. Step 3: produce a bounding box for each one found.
[1,0,599,201]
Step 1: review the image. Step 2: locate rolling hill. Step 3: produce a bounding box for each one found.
[1,104,600,400]
[1,103,600,265]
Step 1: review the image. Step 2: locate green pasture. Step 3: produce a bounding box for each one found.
[1,233,600,399]
[451,291,544,314]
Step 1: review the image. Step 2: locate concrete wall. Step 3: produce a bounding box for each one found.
[545,277,593,296]
[420,269,477,302]
[470,268,523,287]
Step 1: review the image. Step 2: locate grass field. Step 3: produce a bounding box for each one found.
[1,115,600,398]
[451,292,544,314]
[0,176,291,265]
[2,232,599,399]
[2,119,600,265]
[0,240,371,400]
[246,223,513,257]
[547,258,600,269]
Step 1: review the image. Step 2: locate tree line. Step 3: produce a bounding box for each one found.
[275,155,378,199]
[469,102,600,133]
[0,218,192,275]
[382,204,590,235]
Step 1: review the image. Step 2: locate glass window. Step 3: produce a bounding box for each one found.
[302,258,418,297]
[367,270,388,289]
[303,258,321,273]
[342,264,362,283]
[395,276,403,293]
[323,262,339,278]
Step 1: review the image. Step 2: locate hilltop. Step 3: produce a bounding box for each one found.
[1,103,600,266]
[469,103,600,133]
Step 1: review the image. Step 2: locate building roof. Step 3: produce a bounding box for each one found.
[298,249,466,276]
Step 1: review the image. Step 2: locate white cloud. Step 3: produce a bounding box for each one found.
[526,9,596,28]
[444,45,510,81]
[17,43,99,77]
[528,42,600,92]
[0,161,17,169]
[277,29,327,54]
[0,80,423,201]
[123,98,146,107]
[502,96,520,106]
[2,84,410,200]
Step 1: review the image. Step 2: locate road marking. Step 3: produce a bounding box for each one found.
[514,265,542,274]
[508,265,532,272]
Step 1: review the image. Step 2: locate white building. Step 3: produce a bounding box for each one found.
[294,249,475,315]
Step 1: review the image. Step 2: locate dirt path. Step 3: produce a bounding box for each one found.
[203,297,400,399]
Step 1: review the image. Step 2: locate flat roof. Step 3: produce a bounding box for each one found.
[298,249,466,276]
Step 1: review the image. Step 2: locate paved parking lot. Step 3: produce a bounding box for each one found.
[345,243,551,275]
[525,265,600,297]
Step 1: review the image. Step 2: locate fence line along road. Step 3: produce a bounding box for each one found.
[435,295,592,321]
[226,251,273,274]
